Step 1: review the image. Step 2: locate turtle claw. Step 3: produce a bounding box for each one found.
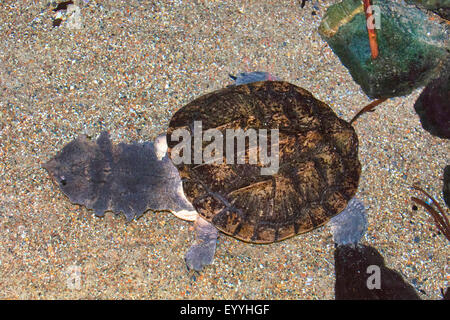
[185,216,219,271]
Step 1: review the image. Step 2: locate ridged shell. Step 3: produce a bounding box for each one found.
[167,81,361,243]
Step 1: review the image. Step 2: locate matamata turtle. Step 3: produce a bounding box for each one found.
[165,80,361,271]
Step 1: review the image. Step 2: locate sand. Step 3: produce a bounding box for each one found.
[0,0,448,299]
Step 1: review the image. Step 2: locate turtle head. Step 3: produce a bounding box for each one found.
[43,134,105,205]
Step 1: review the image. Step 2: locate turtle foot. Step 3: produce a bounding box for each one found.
[185,241,216,272]
[185,217,218,271]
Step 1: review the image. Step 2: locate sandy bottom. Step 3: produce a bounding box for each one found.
[0,0,448,299]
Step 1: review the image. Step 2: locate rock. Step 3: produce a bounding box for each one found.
[444,165,450,208]
[405,0,450,19]
[318,0,449,99]
[334,244,421,299]
[413,58,450,139]
[406,0,450,10]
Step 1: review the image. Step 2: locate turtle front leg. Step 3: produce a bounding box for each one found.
[185,216,219,271]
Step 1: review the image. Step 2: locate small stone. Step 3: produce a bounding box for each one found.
[65,4,83,30]
[52,1,83,29]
